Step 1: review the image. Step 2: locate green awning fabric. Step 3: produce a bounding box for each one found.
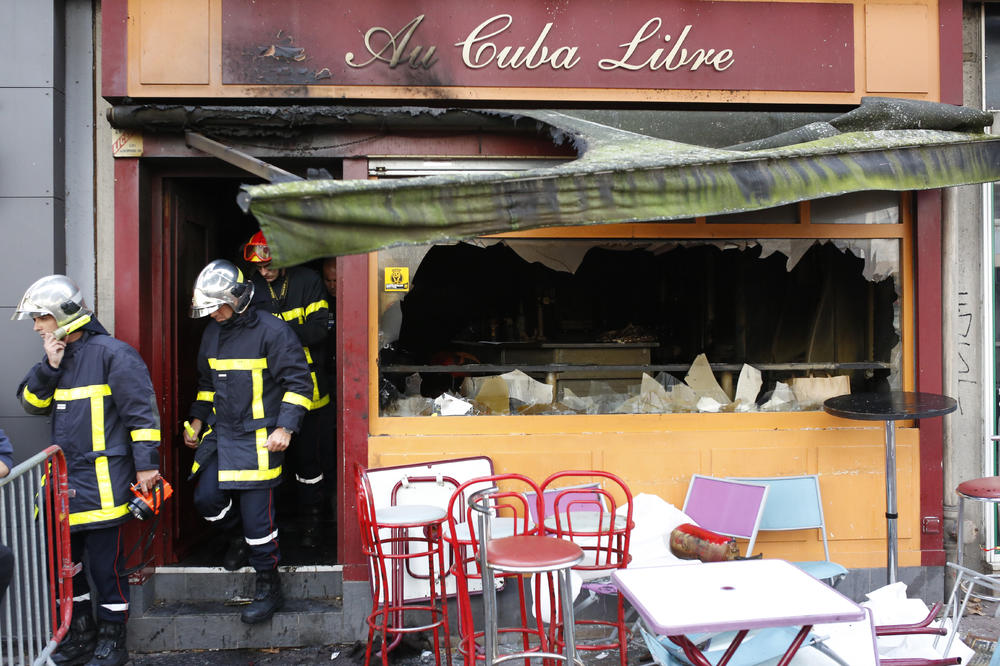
[243,101,1000,266]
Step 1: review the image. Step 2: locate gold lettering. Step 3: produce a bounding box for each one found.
[346,15,437,70]
[455,14,579,70]
[599,20,735,73]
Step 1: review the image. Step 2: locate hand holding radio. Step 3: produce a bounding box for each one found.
[41,331,66,368]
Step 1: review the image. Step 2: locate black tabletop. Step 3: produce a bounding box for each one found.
[823,391,957,421]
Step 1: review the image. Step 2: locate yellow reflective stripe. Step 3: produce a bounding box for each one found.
[196,391,215,402]
[310,372,320,401]
[305,299,328,316]
[311,394,330,410]
[279,307,305,324]
[69,503,130,527]
[256,427,269,472]
[54,385,111,401]
[23,387,52,408]
[252,369,264,419]
[282,392,312,409]
[218,467,282,482]
[303,347,313,365]
[190,461,201,475]
[208,358,268,371]
[130,429,160,442]
[89,394,116,509]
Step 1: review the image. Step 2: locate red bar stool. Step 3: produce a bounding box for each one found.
[355,464,452,666]
[450,474,584,666]
[955,476,1000,570]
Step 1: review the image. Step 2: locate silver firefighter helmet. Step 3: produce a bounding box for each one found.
[12,275,91,330]
[190,259,255,318]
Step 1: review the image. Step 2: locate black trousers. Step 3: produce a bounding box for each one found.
[288,402,333,508]
[193,453,280,571]
[69,524,129,623]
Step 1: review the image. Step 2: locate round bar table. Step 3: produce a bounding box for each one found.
[823,391,956,585]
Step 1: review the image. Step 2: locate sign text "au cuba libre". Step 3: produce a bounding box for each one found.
[346,15,735,74]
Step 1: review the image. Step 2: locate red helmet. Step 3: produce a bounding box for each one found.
[243,230,272,263]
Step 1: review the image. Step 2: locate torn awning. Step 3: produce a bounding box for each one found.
[241,100,1000,266]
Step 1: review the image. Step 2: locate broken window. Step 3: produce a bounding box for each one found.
[376,194,905,417]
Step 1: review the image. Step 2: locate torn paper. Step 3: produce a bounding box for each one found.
[684,354,731,405]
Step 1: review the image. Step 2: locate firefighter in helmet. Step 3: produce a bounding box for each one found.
[13,275,161,666]
[243,231,333,549]
[183,260,312,624]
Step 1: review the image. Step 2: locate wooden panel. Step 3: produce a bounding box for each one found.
[369,426,921,568]
[139,0,210,84]
[865,4,931,93]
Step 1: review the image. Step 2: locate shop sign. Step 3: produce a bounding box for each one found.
[111,129,143,157]
[222,0,854,93]
[384,267,410,292]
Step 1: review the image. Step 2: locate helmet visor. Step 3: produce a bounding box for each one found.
[190,291,224,318]
[243,242,271,263]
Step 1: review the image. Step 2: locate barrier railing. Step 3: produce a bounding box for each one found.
[0,446,73,666]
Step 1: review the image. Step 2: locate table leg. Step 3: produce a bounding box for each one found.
[884,419,898,585]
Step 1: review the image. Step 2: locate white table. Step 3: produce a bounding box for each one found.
[612,559,865,666]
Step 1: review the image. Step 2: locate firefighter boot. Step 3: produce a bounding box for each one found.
[52,612,97,666]
[222,535,250,571]
[83,621,128,666]
[240,569,284,624]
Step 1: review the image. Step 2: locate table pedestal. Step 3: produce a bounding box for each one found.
[884,420,898,584]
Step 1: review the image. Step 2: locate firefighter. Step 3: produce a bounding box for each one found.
[13,275,161,666]
[243,231,333,549]
[183,259,313,624]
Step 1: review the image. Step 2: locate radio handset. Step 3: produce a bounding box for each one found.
[53,314,91,340]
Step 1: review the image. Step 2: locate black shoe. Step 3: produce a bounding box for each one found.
[52,613,97,666]
[240,570,284,624]
[222,536,250,571]
[82,621,128,666]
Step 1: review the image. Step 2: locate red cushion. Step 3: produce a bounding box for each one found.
[486,535,583,572]
[957,477,1000,500]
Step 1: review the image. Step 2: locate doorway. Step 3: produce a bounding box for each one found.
[156,174,338,566]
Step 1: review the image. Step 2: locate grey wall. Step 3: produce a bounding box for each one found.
[0,0,68,463]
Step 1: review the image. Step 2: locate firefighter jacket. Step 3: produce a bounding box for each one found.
[16,318,161,532]
[188,307,312,489]
[251,266,329,410]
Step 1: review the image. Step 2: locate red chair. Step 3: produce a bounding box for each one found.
[540,471,634,666]
[444,473,582,665]
[355,464,452,666]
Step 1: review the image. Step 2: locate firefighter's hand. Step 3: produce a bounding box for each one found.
[266,427,291,452]
[41,332,66,368]
[135,469,160,494]
[182,419,202,449]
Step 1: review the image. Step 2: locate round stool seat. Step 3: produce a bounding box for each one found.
[957,477,1000,500]
[487,535,584,573]
[375,503,446,526]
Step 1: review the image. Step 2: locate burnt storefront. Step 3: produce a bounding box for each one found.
[101,0,1000,640]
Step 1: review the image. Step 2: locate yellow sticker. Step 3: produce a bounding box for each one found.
[384,267,410,292]
[111,129,143,157]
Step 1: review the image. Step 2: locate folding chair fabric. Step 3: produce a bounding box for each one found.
[728,475,848,585]
[682,475,769,556]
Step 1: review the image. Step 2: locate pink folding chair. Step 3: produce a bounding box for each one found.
[682,475,769,557]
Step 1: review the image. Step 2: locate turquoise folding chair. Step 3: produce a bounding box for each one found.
[728,475,848,586]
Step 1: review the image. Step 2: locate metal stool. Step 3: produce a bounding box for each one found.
[469,484,585,666]
[931,476,1000,658]
[355,464,452,666]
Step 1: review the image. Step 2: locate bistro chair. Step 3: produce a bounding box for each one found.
[444,473,584,665]
[355,464,452,666]
[682,475,769,558]
[539,470,634,666]
[728,475,849,586]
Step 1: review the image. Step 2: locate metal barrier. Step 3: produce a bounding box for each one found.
[0,446,73,666]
